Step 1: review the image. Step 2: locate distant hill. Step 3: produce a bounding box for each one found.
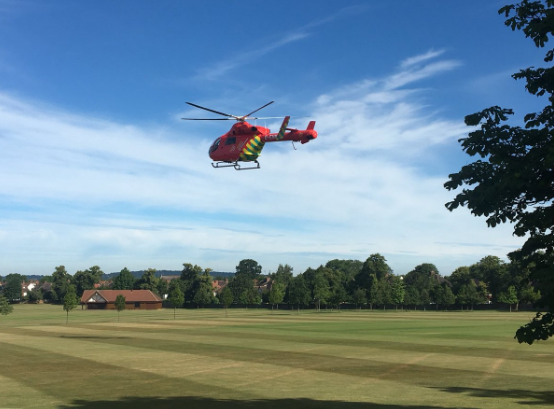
[102,270,234,280]
[6,271,235,282]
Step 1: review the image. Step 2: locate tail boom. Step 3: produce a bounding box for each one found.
[264,119,317,144]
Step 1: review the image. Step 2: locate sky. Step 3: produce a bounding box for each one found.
[0,0,548,277]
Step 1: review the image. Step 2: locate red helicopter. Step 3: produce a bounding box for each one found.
[182,101,317,170]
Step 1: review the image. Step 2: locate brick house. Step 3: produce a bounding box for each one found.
[81,290,162,310]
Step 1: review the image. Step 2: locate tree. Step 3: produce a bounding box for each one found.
[268,282,285,311]
[180,263,204,302]
[313,272,330,311]
[457,283,484,310]
[288,274,311,313]
[114,294,126,322]
[72,270,97,297]
[447,266,472,295]
[471,256,508,302]
[27,287,42,304]
[219,286,234,316]
[63,285,78,324]
[419,289,431,311]
[390,276,405,310]
[52,265,71,303]
[444,0,554,343]
[356,254,392,287]
[499,285,519,312]
[404,264,440,301]
[4,273,26,283]
[135,268,158,291]
[168,281,184,319]
[272,264,294,287]
[403,285,420,310]
[236,259,262,280]
[326,259,363,282]
[2,276,23,302]
[112,267,136,290]
[193,270,216,307]
[367,276,379,310]
[228,272,256,307]
[352,288,367,309]
[0,296,13,316]
[519,282,541,306]
[329,283,348,311]
[156,279,169,299]
[436,283,456,310]
[374,278,392,310]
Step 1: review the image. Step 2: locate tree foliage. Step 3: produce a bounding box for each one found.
[236,259,262,280]
[193,270,216,307]
[112,267,136,290]
[288,274,311,312]
[2,276,23,301]
[498,285,519,312]
[168,281,184,319]
[0,296,13,316]
[52,265,71,303]
[114,294,126,322]
[445,0,554,343]
[72,269,98,297]
[219,286,234,314]
[63,285,78,324]
[135,268,158,291]
[268,282,285,310]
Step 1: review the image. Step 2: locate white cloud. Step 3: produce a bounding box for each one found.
[0,51,525,276]
[400,49,446,68]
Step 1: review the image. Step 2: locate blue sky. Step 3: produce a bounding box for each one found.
[0,0,546,277]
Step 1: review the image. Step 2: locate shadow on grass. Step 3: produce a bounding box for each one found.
[59,335,129,339]
[432,386,554,406]
[59,396,479,409]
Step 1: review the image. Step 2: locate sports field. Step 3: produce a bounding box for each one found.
[0,305,552,409]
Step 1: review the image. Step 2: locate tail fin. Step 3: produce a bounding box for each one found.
[307,120,316,131]
[276,116,290,141]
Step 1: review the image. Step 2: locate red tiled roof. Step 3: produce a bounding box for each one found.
[81,290,162,303]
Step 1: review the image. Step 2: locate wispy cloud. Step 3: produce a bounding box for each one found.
[400,49,446,68]
[195,6,370,81]
[196,32,310,80]
[314,50,465,154]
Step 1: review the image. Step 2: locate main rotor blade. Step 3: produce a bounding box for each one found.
[181,118,235,120]
[186,102,238,119]
[247,116,307,120]
[244,101,274,118]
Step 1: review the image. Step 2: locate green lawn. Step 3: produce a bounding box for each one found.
[0,305,552,409]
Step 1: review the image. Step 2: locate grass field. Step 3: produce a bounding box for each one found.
[0,305,553,409]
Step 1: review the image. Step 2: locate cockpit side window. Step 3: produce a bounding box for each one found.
[225,136,236,145]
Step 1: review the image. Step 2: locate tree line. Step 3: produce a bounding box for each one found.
[3,253,540,315]
[259,254,540,312]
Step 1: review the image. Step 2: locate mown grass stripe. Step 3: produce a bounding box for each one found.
[0,341,256,404]
[1,326,549,392]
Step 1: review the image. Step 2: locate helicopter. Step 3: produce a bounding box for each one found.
[182,101,317,170]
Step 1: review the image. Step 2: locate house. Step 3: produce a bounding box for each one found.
[81,290,162,310]
[94,280,113,289]
[211,279,228,296]
[255,277,273,294]
[22,281,38,297]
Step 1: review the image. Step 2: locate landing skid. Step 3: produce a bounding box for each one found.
[211,161,236,169]
[211,160,261,171]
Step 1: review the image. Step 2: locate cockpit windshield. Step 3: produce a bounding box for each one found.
[209,138,221,154]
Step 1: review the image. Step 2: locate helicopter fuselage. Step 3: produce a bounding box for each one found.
[208,120,317,163]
